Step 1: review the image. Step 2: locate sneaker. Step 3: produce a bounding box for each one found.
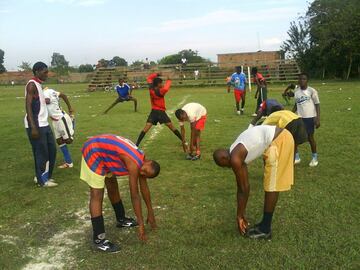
[294,158,301,165]
[246,226,272,240]
[58,163,74,169]
[94,239,120,253]
[34,176,38,184]
[116,217,138,228]
[236,111,241,115]
[191,155,201,161]
[252,113,257,117]
[309,158,318,167]
[43,181,58,187]
[186,154,194,160]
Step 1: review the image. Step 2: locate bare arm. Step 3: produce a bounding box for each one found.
[59,93,74,115]
[292,103,297,113]
[139,175,156,229]
[25,82,39,139]
[315,104,320,128]
[190,122,196,153]
[250,109,263,126]
[231,147,249,235]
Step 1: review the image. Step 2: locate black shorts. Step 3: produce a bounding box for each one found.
[117,96,131,102]
[285,118,308,145]
[147,109,171,125]
[302,117,315,135]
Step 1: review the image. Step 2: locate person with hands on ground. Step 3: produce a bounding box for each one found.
[80,134,160,253]
[213,125,294,239]
[175,102,207,161]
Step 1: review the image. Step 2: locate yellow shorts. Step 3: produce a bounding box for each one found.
[80,157,113,189]
[263,129,294,192]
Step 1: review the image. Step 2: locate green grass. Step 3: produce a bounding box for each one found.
[0,81,359,269]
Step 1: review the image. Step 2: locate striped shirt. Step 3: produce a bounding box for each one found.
[82,134,144,176]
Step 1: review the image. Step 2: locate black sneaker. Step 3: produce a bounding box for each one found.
[185,154,194,160]
[116,217,138,228]
[246,226,272,240]
[94,239,120,253]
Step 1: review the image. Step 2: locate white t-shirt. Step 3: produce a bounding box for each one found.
[24,79,49,128]
[230,125,276,164]
[43,88,64,120]
[294,86,320,118]
[179,103,207,126]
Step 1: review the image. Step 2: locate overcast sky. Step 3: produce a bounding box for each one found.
[0,0,309,70]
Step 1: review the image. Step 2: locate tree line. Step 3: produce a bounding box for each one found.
[0,49,209,75]
[282,0,360,79]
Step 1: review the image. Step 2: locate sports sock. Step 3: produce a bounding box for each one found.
[295,152,300,160]
[312,153,318,160]
[259,212,273,233]
[59,144,72,164]
[91,215,105,243]
[112,200,125,221]
[173,129,183,141]
[136,131,146,146]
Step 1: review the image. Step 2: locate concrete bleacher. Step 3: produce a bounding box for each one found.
[87,59,300,91]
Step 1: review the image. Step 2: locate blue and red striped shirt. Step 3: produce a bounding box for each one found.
[82,134,144,176]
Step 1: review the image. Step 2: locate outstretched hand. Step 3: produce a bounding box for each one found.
[237,216,248,235]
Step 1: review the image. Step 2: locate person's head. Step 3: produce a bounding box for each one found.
[213,149,231,168]
[140,160,161,178]
[152,77,163,89]
[298,73,308,89]
[251,67,258,75]
[175,109,188,122]
[269,105,284,114]
[289,83,296,89]
[235,66,242,74]
[32,62,48,81]
[118,78,125,84]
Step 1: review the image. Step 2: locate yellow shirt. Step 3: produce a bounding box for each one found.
[263,110,299,128]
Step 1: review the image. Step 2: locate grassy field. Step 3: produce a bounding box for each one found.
[0,81,359,270]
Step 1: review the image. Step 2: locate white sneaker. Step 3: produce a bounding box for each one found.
[294,158,301,165]
[58,163,74,169]
[43,181,58,187]
[34,176,38,184]
[309,158,318,167]
[236,111,241,115]
[252,113,257,117]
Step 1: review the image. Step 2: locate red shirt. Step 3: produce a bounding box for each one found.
[147,73,171,111]
[253,72,266,84]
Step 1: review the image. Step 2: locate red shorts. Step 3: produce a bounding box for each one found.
[234,90,245,102]
[195,115,207,131]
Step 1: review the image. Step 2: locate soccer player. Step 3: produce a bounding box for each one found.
[227,66,247,115]
[175,102,207,160]
[135,73,183,147]
[293,73,320,167]
[43,87,75,169]
[282,83,296,105]
[250,99,284,126]
[103,78,137,113]
[213,125,294,239]
[251,67,267,116]
[25,62,57,187]
[80,134,160,253]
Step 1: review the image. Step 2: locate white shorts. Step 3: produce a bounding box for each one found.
[52,113,74,140]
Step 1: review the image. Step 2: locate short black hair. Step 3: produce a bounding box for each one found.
[152,77,163,87]
[251,67,258,74]
[235,66,242,71]
[299,72,308,79]
[118,78,125,82]
[270,105,284,114]
[175,109,185,120]
[32,62,48,75]
[149,160,160,178]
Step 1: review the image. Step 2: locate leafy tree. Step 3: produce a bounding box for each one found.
[18,61,32,71]
[78,64,94,73]
[130,60,144,68]
[111,56,127,67]
[50,52,69,75]
[159,49,208,65]
[0,49,6,73]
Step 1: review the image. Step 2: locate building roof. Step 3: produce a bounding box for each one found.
[217,50,280,56]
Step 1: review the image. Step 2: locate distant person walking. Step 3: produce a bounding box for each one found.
[251,67,267,116]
